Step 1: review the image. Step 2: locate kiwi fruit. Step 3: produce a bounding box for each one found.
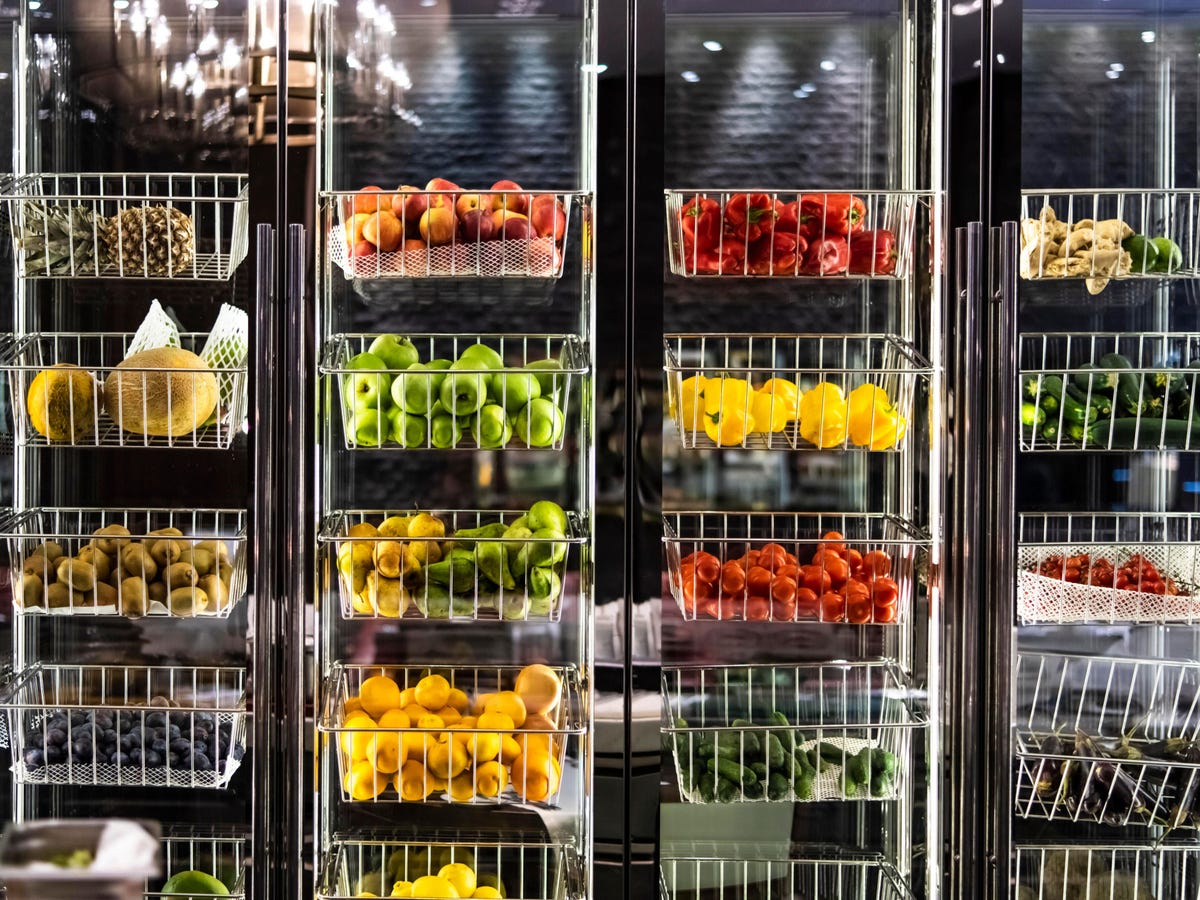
[147,527,183,538]
[197,574,229,611]
[91,524,131,555]
[119,577,149,618]
[92,580,117,607]
[19,573,44,608]
[21,553,54,582]
[196,539,230,562]
[38,541,65,563]
[147,580,168,606]
[45,583,71,608]
[76,545,112,582]
[168,586,209,617]
[120,544,158,581]
[177,547,215,577]
[149,538,182,568]
[56,558,96,591]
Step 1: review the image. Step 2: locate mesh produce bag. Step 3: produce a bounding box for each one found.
[200,303,249,411]
[124,299,180,357]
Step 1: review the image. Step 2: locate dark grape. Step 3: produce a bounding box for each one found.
[71,739,92,758]
[23,748,44,768]
[120,734,136,752]
[110,752,130,766]
[45,728,67,747]
[126,726,145,744]
[145,712,166,729]
[94,713,113,731]
[150,738,167,754]
[232,744,245,761]
[129,748,143,765]
[23,728,45,747]
[44,745,63,764]
[170,738,192,754]
[167,724,181,740]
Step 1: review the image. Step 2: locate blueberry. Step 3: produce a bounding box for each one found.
[129,748,143,764]
[23,728,45,747]
[145,712,166,728]
[232,744,245,761]
[102,728,118,744]
[23,748,44,768]
[126,726,145,743]
[167,724,181,740]
[69,712,86,727]
[170,738,192,754]
[94,713,113,730]
[143,750,163,767]
[71,739,92,758]
[168,753,180,767]
[44,745,63,764]
[191,752,212,771]
[45,728,67,746]
[150,738,167,754]
[120,734,135,751]
[111,752,130,766]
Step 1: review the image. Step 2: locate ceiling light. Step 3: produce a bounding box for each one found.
[113,0,129,8]
[28,1,41,9]
[951,0,982,14]
[996,53,1005,64]
[702,40,722,52]
[1109,63,1124,72]
[1106,69,1120,79]
[419,0,436,6]
[800,82,816,93]
[681,70,699,82]
[581,63,607,73]
[1141,30,1155,43]
[819,59,836,71]
[792,88,808,98]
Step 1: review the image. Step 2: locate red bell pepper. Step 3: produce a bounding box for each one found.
[682,239,747,275]
[802,235,850,275]
[799,193,867,237]
[723,192,776,243]
[680,195,721,251]
[848,229,898,275]
[748,231,804,275]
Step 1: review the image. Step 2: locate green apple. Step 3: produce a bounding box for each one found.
[439,359,488,416]
[1151,236,1184,273]
[161,871,230,896]
[514,398,565,447]
[389,408,428,448]
[525,358,564,399]
[459,342,505,371]
[351,407,387,447]
[392,362,451,415]
[492,370,541,415]
[368,334,420,371]
[526,500,568,533]
[430,411,465,449]
[471,403,513,449]
[342,351,391,410]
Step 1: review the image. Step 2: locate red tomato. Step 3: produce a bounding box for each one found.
[757,545,790,572]
[698,598,721,619]
[744,598,771,621]
[747,566,773,597]
[860,551,892,577]
[795,587,820,619]
[816,553,850,586]
[742,549,761,569]
[844,578,871,600]
[817,531,847,556]
[720,561,747,595]
[800,565,832,595]
[694,554,721,584]
[843,548,863,574]
[847,596,872,624]
[820,592,846,623]
[775,564,800,581]
[870,578,900,608]
[680,552,699,567]
[772,599,797,622]
[771,575,798,604]
[873,603,897,624]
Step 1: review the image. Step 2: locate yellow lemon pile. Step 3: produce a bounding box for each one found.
[340,664,565,805]
[353,848,506,898]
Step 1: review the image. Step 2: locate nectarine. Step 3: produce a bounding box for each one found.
[353,186,391,215]
[500,217,536,241]
[344,212,372,244]
[455,193,489,218]
[492,209,528,231]
[362,210,402,252]
[490,180,528,214]
[460,208,496,242]
[530,194,567,241]
[419,206,457,245]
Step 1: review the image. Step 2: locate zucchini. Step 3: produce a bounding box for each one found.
[1038,375,1065,413]
[714,757,757,788]
[795,770,815,801]
[1022,375,1043,403]
[1098,352,1147,416]
[1086,417,1200,450]
[1021,402,1046,428]
[1039,419,1060,444]
[1065,382,1112,418]
[1066,422,1087,443]
[1073,362,1118,392]
[699,772,716,802]
[767,771,789,801]
[766,733,786,770]
[1152,370,1188,396]
[816,742,850,767]
[1059,393,1096,427]
[716,776,740,803]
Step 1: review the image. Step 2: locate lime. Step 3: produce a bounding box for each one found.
[1151,236,1183,273]
[1122,233,1158,273]
[161,870,230,898]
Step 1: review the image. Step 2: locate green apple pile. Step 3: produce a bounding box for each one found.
[341,335,567,449]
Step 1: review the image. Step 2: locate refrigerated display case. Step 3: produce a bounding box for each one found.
[310,2,596,899]
[973,2,1200,898]
[646,2,946,898]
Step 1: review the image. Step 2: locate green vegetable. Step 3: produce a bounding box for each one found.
[714,757,757,788]
[1097,353,1147,417]
[1039,419,1060,444]
[1073,363,1118,392]
[847,747,873,786]
[1150,236,1183,273]
[1066,421,1087,443]
[842,771,860,798]
[768,711,794,750]
[1037,375,1064,413]
[1058,392,1096,427]
[766,733,786,770]
[1087,417,1200,450]
[795,770,814,801]
[872,748,897,776]
[871,771,895,798]
[767,772,789,801]
[699,772,716,802]
[750,761,768,781]
[717,776,740,803]
[1022,375,1043,403]
[1122,233,1159,273]
[1065,382,1111,418]
[1021,402,1046,428]
[816,742,849,766]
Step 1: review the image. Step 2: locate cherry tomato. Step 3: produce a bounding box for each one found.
[817,531,847,556]
[844,578,871,600]
[873,603,897,624]
[847,595,872,624]
[680,551,699,567]
[783,550,800,567]
[694,553,721,584]
[742,549,761,569]
[816,554,850,586]
[772,599,797,622]
[860,550,892,577]
[720,561,747,595]
[698,598,721,620]
[775,564,800,581]
[820,591,846,623]
[771,575,798,604]
[843,548,863,574]
[795,587,820,619]
[744,598,771,621]
[747,566,773,597]
[870,578,900,608]
[757,545,790,572]
[800,565,832,595]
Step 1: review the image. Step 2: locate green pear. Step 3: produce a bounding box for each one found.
[527,500,569,533]
[499,593,532,621]
[528,567,562,616]
[475,541,516,590]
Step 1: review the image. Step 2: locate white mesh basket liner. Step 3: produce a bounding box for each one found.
[124,300,181,357]
[1016,543,1200,624]
[200,303,249,410]
[329,228,562,279]
[677,736,886,803]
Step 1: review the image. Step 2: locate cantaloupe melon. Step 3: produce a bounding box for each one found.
[103,347,218,437]
[26,363,96,442]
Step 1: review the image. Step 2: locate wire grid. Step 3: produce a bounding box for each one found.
[1014,653,1200,829]
[147,830,247,899]
[664,189,926,279]
[1014,844,1200,900]
[2,664,248,789]
[664,334,929,451]
[318,508,584,622]
[1017,513,1200,624]
[317,838,574,900]
[321,333,587,451]
[1,332,248,449]
[661,662,924,804]
[1020,189,1200,283]
[0,507,248,618]
[1020,332,1200,451]
[659,853,915,900]
[324,189,585,279]
[319,663,583,807]
[1,173,249,280]
[661,512,928,625]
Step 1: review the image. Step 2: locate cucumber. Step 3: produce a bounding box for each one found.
[847,747,873,786]
[714,757,757,788]
[795,770,815,801]
[871,771,895,798]
[768,711,794,750]
[817,742,850,766]
[1059,393,1096,427]
[1021,402,1046,428]
[716,776,740,803]
[766,733,786,770]
[699,772,716,802]
[872,748,898,776]
[767,771,789,801]
[1039,419,1060,444]
[750,761,768,781]
[1087,417,1200,450]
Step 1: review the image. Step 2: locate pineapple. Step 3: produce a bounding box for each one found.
[101,205,195,276]
[14,201,103,275]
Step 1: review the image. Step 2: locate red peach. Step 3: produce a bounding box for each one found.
[455,193,489,218]
[492,209,528,231]
[350,239,376,257]
[500,217,536,241]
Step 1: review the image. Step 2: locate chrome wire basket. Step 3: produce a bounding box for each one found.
[0,507,248,619]
[664,333,929,451]
[318,508,585,622]
[664,189,927,279]
[2,664,248,790]
[1013,843,1200,900]
[147,830,247,899]
[662,662,924,804]
[1014,653,1200,829]
[320,333,587,451]
[659,851,915,900]
[2,332,248,450]
[1020,332,1200,451]
[318,663,584,808]
[316,838,577,900]
[2,173,248,281]
[324,189,587,280]
[662,512,927,625]
[1017,512,1200,625]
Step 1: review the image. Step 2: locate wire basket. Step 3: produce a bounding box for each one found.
[1014,653,1200,829]
[147,830,247,899]
[319,508,585,622]
[0,507,248,618]
[1,332,248,450]
[1,664,248,790]
[1019,332,1200,451]
[324,189,586,280]
[1017,512,1200,624]
[659,852,915,900]
[319,663,583,808]
[321,333,587,451]
[1014,844,1200,900]
[662,512,927,625]
[661,662,924,804]
[1,173,249,280]
[664,333,928,451]
[1019,190,1200,289]
[317,838,577,900]
[664,190,925,279]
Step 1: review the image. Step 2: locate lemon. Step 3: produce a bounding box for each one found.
[473,888,502,899]
[359,675,402,718]
[344,759,387,801]
[410,875,460,898]
[340,713,376,761]
[483,691,527,728]
[389,881,413,897]
[414,674,451,710]
[438,863,476,897]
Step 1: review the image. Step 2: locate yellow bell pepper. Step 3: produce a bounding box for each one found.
[703,407,755,447]
[846,383,907,449]
[702,377,754,416]
[868,412,907,450]
[750,389,791,434]
[798,382,848,448]
[757,378,800,420]
[674,374,706,428]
